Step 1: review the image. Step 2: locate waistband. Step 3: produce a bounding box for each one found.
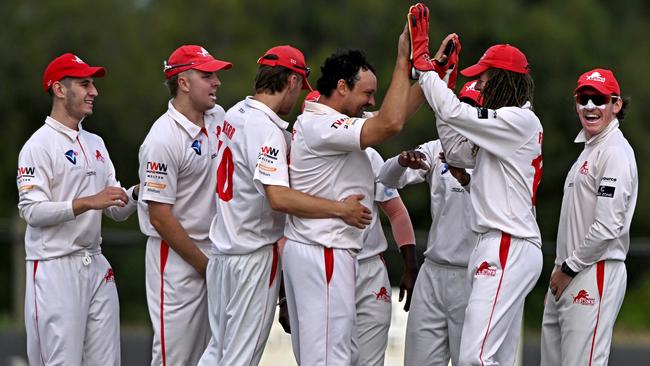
[424,257,468,270]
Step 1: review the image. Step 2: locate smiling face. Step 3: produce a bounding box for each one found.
[59,77,98,120]
[575,86,622,138]
[341,69,377,118]
[182,69,222,112]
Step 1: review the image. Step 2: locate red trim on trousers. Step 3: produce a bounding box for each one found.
[479,232,511,366]
[589,261,605,366]
[160,241,170,366]
[324,248,334,284]
[269,243,279,287]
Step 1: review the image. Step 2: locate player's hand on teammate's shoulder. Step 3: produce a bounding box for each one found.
[339,194,372,229]
[399,150,429,170]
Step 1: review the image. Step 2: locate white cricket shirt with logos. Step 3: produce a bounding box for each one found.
[378,140,475,267]
[419,72,543,246]
[357,147,398,261]
[137,101,222,242]
[555,119,637,271]
[210,97,290,254]
[285,101,372,250]
[17,116,137,260]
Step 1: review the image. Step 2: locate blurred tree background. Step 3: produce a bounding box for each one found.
[1,0,649,339]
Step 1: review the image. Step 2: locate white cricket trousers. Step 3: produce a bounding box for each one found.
[354,254,392,366]
[283,240,357,366]
[405,259,470,366]
[145,237,211,366]
[25,253,120,366]
[198,243,280,366]
[541,260,626,366]
[458,231,542,366]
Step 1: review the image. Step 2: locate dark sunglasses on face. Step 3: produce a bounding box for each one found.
[575,93,619,106]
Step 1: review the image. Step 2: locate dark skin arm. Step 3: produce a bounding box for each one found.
[398,244,419,311]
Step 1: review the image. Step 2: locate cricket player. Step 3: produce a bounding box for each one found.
[408,5,544,365]
[198,45,371,366]
[377,81,481,366]
[18,53,138,365]
[137,45,232,366]
[541,69,637,365]
[354,146,418,366]
[282,23,420,365]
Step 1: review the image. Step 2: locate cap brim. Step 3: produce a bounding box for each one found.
[68,66,106,78]
[194,59,233,73]
[460,63,489,78]
[574,83,614,96]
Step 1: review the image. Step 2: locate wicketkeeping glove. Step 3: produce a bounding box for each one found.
[436,36,462,90]
[407,3,434,80]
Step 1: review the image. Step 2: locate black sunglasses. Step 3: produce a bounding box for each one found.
[163,60,194,72]
[575,93,618,106]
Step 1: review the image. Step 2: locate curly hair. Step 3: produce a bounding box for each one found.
[616,96,630,121]
[316,49,376,97]
[480,68,534,109]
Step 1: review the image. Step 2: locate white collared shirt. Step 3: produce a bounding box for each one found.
[420,72,543,246]
[556,120,637,271]
[137,101,223,244]
[209,97,291,254]
[17,116,136,260]
[284,101,372,250]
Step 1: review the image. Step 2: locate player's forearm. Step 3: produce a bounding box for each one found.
[149,204,208,276]
[399,244,418,272]
[265,185,341,219]
[19,200,75,227]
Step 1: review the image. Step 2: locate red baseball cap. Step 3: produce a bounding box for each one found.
[574,68,620,95]
[258,45,312,90]
[42,53,106,92]
[164,45,232,79]
[458,80,482,106]
[461,44,530,77]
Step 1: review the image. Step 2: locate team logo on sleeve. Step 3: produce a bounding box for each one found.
[95,150,105,163]
[17,166,36,179]
[64,149,78,165]
[330,118,356,129]
[259,146,279,160]
[191,140,202,155]
[597,185,615,198]
[572,290,596,306]
[475,261,497,277]
[477,107,489,119]
[383,187,396,197]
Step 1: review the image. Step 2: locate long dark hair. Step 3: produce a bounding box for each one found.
[481,68,534,109]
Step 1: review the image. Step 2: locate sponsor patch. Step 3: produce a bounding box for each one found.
[451,187,465,193]
[64,149,77,165]
[597,185,615,198]
[17,166,36,178]
[258,163,277,173]
[330,118,356,129]
[601,176,617,182]
[145,182,167,189]
[222,120,236,139]
[477,107,489,119]
[191,140,202,155]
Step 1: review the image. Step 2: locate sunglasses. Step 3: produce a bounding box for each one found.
[163,60,194,72]
[295,65,311,78]
[575,93,618,106]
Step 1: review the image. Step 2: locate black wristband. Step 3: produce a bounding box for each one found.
[561,261,578,278]
[131,188,139,201]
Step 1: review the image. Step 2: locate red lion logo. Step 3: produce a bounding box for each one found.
[476,261,496,277]
[573,289,595,306]
[373,287,391,303]
[104,268,115,283]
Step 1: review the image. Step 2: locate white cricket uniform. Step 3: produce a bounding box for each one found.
[378,139,475,366]
[18,116,136,366]
[284,101,372,365]
[138,101,222,366]
[354,147,399,366]
[419,71,544,366]
[541,119,637,366]
[198,97,286,366]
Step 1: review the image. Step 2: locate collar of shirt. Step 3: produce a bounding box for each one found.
[45,116,82,141]
[303,100,350,118]
[574,118,619,145]
[166,100,204,139]
[521,101,533,110]
[244,96,289,130]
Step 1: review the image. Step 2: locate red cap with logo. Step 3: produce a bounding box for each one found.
[42,53,106,92]
[164,45,232,79]
[458,80,483,106]
[258,45,312,90]
[574,68,620,95]
[461,44,530,77]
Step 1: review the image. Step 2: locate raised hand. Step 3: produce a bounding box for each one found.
[407,3,433,79]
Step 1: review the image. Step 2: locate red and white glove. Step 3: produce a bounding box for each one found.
[407,3,434,80]
[435,36,462,90]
